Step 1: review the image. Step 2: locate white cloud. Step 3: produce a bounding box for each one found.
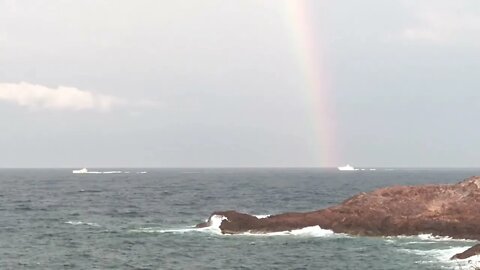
[0,82,124,111]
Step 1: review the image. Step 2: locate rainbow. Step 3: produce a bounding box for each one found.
[283,0,338,167]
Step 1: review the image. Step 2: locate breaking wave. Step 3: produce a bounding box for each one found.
[386,233,478,269]
[128,215,479,269]
[130,215,227,235]
[400,246,480,269]
[254,214,270,219]
[130,214,344,238]
[239,225,338,237]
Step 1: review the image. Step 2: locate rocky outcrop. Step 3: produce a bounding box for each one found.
[199,176,480,260]
[451,244,480,260]
[198,176,480,239]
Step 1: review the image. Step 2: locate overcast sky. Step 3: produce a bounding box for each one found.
[0,0,479,168]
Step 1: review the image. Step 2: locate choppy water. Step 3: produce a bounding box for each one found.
[1,168,479,269]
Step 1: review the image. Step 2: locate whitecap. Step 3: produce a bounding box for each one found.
[65,220,100,227]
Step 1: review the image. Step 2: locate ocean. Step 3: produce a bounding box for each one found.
[1,168,479,269]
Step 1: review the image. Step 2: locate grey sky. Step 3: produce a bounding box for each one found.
[0,0,479,168]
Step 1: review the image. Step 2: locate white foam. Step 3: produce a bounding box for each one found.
[254,214,270,219]
[131,227,201,234]
[130,215,227,235]
[418,234,453,241]
[290,226,336,237]
[403,241,437,245]
[65,220,100,227]
[130,215,343,239]
[239,225,339,238]
[388,234,476,242]
[387,233,479,268]
[400,246,480,268]
[204,214,228,232]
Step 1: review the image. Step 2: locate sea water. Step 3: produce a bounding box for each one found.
[1,168,479,269]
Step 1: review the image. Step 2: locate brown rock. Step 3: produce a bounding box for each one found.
[451,244,480,260]
[198,176,480,240]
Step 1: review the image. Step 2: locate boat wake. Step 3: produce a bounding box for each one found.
[72,168,147,175]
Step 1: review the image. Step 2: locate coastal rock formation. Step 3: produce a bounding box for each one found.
[451,244,480,260]
[198,176,480,259]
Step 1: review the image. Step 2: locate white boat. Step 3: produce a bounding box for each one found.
[337,164,356,171]
[72,168,88,174]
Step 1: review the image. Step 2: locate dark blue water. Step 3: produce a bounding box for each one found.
[1,168,479,269]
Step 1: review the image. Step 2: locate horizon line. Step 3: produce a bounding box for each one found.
[1,166,480,169]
